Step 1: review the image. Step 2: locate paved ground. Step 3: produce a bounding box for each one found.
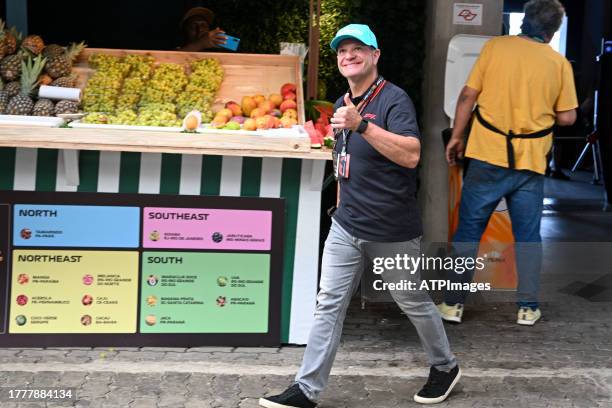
[0,297,611,407]
[1,173,610,407]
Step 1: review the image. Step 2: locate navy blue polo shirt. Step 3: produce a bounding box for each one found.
[333,81,422,242]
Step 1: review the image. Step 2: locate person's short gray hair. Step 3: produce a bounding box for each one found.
[521,0,565,39]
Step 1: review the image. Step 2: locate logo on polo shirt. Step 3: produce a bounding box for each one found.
[363,113,377,120]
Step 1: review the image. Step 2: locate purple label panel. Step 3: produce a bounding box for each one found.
[142,207,272,251]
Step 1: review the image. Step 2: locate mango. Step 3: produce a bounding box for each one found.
[241,96,257,116]
[269,93,283,108]
[255,116,270,130]
[280,116,298,128]
[184,115,199,131]
[253,94,266,105]
[243,118,257,131]
[217,108,233,120]
[211,114,228,128]
[225,101,243,117]
[258,100,275,114]
[250,108,266,118]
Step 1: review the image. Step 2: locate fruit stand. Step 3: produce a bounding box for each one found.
[0,46,332,346]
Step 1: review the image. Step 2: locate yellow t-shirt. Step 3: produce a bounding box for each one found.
[464,35,578,174]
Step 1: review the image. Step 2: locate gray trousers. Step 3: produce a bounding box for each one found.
[295,219,457,402]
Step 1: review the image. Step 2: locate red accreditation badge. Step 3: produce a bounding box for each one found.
[338,152,351,179]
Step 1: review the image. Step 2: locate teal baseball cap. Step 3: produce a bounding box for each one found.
[330,24,378,51]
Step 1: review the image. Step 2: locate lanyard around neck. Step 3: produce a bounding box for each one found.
[339,75,386,152]
[352,75,385,114]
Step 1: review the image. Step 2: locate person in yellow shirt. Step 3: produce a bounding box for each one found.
[439,0,578,326]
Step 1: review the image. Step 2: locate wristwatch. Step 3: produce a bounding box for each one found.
[356,119,369,133]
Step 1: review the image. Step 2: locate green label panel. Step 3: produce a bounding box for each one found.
[140,252,270,333]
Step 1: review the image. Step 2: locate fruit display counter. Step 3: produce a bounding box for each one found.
[0,47,332,345]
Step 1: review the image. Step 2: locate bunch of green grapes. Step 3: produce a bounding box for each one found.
[176,90,213,118]
[116,55,154,110]
[135,109,180,127]
[82,70,124,112]
[81,112,110,124]
[152,63,187,92]
[189,58,224,93]
[140,80,182,105]
[139,64,187,106]
[124,54,155,79]
[176,58,224,121]
[139,102,176,114]
[83,54,132,112]
[116,77,146,110]
[109,109,138,125]
[88,54,130,76]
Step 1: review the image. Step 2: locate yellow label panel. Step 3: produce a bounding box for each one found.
[9,250,139,333]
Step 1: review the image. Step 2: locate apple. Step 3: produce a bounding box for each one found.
[283,92,297,101]
[280,99,297,113]
[281,83,297,97]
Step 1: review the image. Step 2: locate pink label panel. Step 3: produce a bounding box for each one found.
[142,207,272,251]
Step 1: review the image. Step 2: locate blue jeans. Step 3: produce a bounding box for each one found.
[296,219,457,402]
[444,159,543,309]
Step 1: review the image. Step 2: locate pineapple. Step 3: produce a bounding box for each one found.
[4,80,20,97]
[21,35,44,55]
[50,74,77,87]
[0,82,10,113]
[32,98,55,116]
[5,55,46,115]
[54,99,79,114]
[5,27,19,55]
[45,41,85,79]
[0,53,22,81]
[43,44,65,58]
[0,21,7,60]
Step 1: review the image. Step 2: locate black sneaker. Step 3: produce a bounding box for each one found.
[259,383,316,408]
[413,365,461,404]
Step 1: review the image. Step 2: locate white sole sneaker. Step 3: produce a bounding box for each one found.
[259,398,299,408]
[517,315,541,325]
[440,314,462,324]
[437,303,463,323]
[517,308,541,326]
[413,368,462,404]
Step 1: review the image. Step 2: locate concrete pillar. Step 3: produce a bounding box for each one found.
[420,0,503,242]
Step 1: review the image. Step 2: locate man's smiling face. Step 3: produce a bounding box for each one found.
[336,38,380,81]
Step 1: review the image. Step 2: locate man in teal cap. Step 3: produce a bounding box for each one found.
[260,24,460,408]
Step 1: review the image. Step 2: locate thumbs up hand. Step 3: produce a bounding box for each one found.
[331,93,363,132]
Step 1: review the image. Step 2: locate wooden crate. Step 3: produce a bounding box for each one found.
[74,48,306,124]
[0,48,316,156]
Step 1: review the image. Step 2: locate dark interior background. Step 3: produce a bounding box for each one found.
[0,0,610,173]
